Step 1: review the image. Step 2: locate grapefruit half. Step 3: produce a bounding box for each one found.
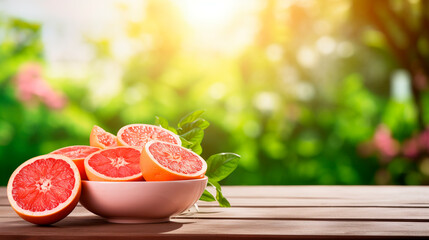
[90,125,118,149]
[140,140,207,181]
[51,145,101,180]
[84,146,143,181]
[7,154,81,225]
[117,124,181,149]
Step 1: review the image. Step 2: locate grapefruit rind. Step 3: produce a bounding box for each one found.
[51,145,101,180]
[7,154,81,225]
[140,140,207,181]
[117,124,181,148]
[51,145,101,159]
[84,146,143,182]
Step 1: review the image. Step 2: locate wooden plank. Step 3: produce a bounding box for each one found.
[2,204,429,222]
[197,198,429,207]
[219,186,429,198]
[0,206,94,218]
[177,206,429,221]
[202,186,429,207]
[0,216,428,239]
[3,187,429,207]
[1,186,429,239]
[219,186,429,204]
[0,196,6,206]
[2,197,429,208]
[2,184,429,199]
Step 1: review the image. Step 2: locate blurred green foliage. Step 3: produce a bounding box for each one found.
[1,0,429,186]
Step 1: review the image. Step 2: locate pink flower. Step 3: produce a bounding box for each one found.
[402,136,419,159]
[14,63,67,110]
[373,125,399,158]
[419,128,429,153]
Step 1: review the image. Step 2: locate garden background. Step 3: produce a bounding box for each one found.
[1,0,429,186]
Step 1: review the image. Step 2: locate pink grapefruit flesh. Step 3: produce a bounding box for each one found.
[85,146,143,181]
[117,124,181,149]
[140,140,207,181]
[90,125,118,149]
[7,154,81,225]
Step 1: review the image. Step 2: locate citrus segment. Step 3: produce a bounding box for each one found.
[117,124,181,149]
[90,125,117,149]
[85,146,143,181]
[7,154,81,225]
[140,140,207,181]
[51,145,101,180]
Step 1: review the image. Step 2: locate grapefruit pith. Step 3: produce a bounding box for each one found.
[51,145,101,180]
[85,146,143,181]
[117,124,181,149]
[90,125,118,149]
[7,154,81,225]
[140,140,207,181]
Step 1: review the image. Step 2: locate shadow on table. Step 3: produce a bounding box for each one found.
[30,216,189,234]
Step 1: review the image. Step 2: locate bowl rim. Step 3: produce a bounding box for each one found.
[81,176,208,184]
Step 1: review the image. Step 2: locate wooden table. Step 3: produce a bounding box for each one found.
[1,186,429,239]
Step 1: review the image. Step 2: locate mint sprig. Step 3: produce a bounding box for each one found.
[155,110,240,207]
[176,110,209,155]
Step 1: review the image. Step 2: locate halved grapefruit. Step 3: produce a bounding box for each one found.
[7,154,81,225]
[51,145,101,180]
[117,124,181,149]
[85,146,143,181]
[90,125,118,149]
[140,140,207,181]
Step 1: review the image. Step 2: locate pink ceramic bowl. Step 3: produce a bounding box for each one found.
[79,177,207,223]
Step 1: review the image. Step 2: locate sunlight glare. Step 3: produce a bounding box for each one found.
[176,0,257,55]
[177,0,239,30]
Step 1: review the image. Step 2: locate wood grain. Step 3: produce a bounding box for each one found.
[2,205,429,221]
[1,186,429,239]
[219,186,429,198]
[0,217,428,239]
[3,186,429,207]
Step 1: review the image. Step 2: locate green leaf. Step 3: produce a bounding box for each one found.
[199,189,216,202]
[208,179,230,207]
[179,136,193,148]
[176,111,209,156]
[180,127,204,146]
[191,143,202,155]
[178,110,205,128]
[206,153,240,182]
[155,116,177,134]
[179,118,210,134]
